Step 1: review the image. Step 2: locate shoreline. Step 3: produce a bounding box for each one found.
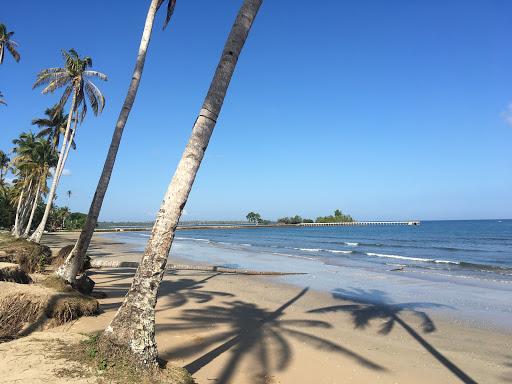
[97,230,512,333]
[17,231,509,383]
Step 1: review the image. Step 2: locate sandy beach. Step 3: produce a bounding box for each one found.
[0,231,509,384]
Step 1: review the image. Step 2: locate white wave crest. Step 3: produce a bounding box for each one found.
[366,252,433,262]
[326,250,353,254]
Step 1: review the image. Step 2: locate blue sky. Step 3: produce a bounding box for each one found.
[1,0,511,221]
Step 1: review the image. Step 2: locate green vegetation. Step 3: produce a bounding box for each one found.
[316,209,354,223]
[277,215,314,224]
[246,211,263,224]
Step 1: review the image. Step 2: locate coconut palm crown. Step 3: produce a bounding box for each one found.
[0,23,20,64]
[33,49,107,121]
[32,105,75,152]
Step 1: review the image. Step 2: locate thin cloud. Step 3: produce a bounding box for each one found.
[49,168,71,176]
[502,103,512,126]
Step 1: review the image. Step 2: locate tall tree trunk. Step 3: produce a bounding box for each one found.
[101,0,262,366]
[30,93,77,243]
[56,0,163,283]
[22,178,42,237]
[55,111,79,185]
[17,181,35,236]
[12,180,31,237]
[11,183,27,236]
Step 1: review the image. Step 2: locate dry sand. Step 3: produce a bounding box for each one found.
[1,232,511,384]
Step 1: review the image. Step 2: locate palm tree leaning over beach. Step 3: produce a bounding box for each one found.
[99,0,263,367]
[0,23,20,64]
[56,0,176,283]
[29,49,106,243]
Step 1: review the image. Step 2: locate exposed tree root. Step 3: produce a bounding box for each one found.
[0,281,99,341]
[89,259,306,276]
[0,233,52,273]
[0,262,32,284]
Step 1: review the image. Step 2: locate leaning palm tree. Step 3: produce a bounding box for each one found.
[0,24,20,64]
[29,49,107,243]
[99,0,263,367]
[56,0,176,283]
[32,105,75,154]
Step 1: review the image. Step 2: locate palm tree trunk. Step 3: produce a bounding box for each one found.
[23,178,42,237]
[12,181,29,237]
[56,0,162,283]
[55,110,79,185]
[30,93,77,243]
[17,181,35,236]
[101,0,262,366]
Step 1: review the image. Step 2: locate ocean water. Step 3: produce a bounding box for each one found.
[104,220,512,329]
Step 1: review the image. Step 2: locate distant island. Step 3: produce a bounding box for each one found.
[244,209,354,225]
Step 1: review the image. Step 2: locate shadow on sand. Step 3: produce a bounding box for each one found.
[308,288,478,384]
[160,287,386,384]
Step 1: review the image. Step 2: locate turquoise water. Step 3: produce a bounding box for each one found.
[104,220,512,329]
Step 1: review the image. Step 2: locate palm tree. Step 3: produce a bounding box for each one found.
[32,105,75,153]
[11,132,39,237]
[0,24,20,64]
[22,139,58,237]
[100,0,263,367]
[56,0,176,283]
[29,49,107,243]
[0,150,9,190]
[0,91,6,106]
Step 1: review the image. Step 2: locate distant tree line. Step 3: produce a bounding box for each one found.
[316,209,353,223]
[277,215,313,224]
[243,209,354,225]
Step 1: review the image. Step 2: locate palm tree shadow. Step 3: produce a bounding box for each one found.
[308,288,478,384]
[501,355,512,383]
[160,287,386,384]
[157,272,234,310]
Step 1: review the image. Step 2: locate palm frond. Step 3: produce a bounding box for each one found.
[6,42,20,62]
[41,76,71,94]
[32,118,53,127]
[84,80,105,115]
[163,0,177,29]
[83,70,107,81]
[57,85,73,111]
[33,69,67,89]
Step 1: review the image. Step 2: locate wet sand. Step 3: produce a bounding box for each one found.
[6,232,512,384]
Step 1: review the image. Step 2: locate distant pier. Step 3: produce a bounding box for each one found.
[90,220,421,233]
[299,221,420,227]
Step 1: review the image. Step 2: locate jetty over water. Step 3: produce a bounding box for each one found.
[92,220,421,233]
[300,221,420,227]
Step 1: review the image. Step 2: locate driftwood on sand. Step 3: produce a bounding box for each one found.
[89,259,306,276]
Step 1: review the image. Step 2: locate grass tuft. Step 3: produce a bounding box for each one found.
[59,334,196,384]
